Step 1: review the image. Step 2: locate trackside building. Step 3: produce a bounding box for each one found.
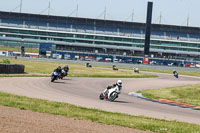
[0,11,199,65]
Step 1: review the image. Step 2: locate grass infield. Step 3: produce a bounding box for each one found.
[0,58,156,78]
[139,84,200,106]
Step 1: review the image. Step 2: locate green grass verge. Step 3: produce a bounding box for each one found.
[0,58,156,78]
[139,84,200,106]
[0,91,200,133]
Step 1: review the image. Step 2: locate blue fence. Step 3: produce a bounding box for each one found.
[51,51,198,66]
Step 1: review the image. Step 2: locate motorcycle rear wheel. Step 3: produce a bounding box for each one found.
[99,93,104,100]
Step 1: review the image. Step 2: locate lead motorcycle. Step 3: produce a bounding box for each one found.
[99,85,122,101]
[51,71,58,82]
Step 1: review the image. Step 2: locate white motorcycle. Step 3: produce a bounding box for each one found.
[134,67,139,73]
[99,85,122,101]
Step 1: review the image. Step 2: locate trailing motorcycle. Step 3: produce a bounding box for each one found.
[59,69,68,79]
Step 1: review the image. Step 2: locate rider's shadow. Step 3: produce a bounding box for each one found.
[52,81,66,84]
[61,78,72,81]
[113,100,132,104]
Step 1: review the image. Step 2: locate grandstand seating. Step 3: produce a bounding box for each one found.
[1,17,200,43]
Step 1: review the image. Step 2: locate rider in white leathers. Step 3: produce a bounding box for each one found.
[104,80,122,97]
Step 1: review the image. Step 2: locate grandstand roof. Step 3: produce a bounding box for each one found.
[0,11,200,34]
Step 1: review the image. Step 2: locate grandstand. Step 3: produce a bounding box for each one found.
[0,11,199,65]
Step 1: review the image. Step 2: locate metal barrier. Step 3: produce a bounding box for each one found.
[0,64,25,74]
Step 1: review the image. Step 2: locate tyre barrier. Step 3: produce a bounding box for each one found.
[0,64,25,74]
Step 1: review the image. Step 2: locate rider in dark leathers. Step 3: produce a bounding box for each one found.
[58,65,69,79]
[173,70,178,78]
[53,66,62,79]
[54,66,62,73]
[63,65,69,73]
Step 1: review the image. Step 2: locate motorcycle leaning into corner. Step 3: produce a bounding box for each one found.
[51,66,62,82]
[51,65,69,82]
[112,65,118,71]
[134,67,139,73]
[173,70,178,78]
[51,71,58,82]
[58,68,68,79]
[99,80,122,101]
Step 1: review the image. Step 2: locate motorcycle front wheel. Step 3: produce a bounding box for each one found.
[109,92,118,101]
[51,76,56,82]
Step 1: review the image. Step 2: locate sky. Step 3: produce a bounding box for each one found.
[1,0,200,27]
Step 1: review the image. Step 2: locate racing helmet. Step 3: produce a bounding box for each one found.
[116,80,122,86]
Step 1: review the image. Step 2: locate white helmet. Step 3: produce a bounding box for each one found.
[117,80,122,86]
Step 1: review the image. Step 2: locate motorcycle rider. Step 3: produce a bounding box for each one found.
[173,69,178,78]
[104,80,122,97]
[134,67,139,73]
[113,64,116,70]
[173,69,177,75]
[60,64,69,78]
[112,64,118,70]
[63,65,69,72]
[54,66,62,73]
[53,66,62,79]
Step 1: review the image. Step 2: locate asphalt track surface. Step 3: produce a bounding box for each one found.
[0,71,200,125]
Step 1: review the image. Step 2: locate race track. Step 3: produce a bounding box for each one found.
[0,71,200,125]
